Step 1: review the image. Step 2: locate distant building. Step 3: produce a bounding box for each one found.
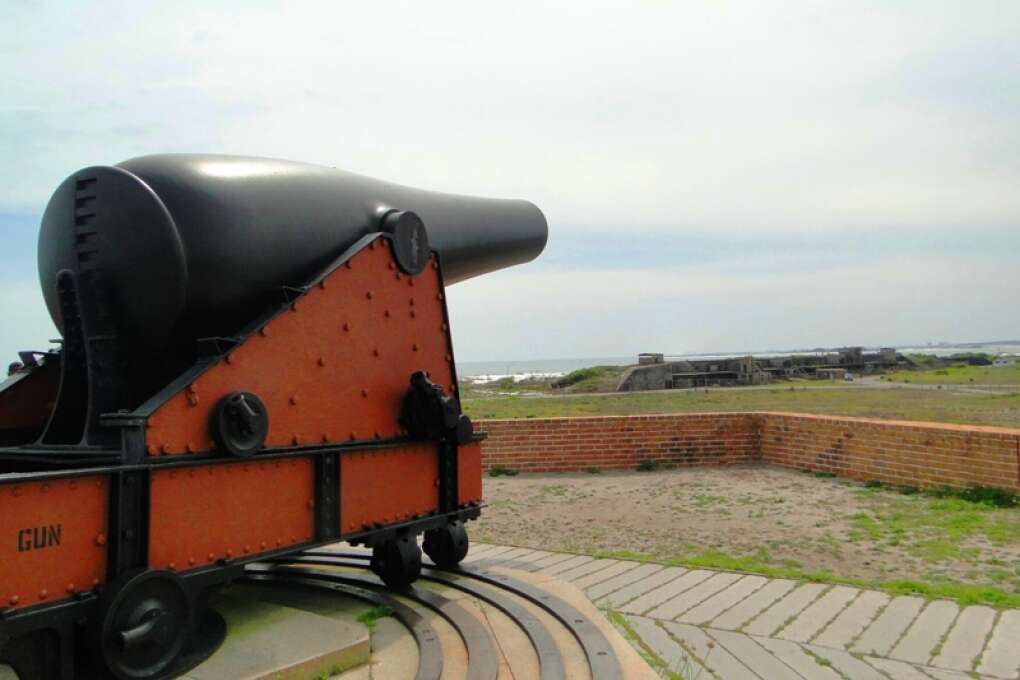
[993,355,1016,367]
[618,347,911,392]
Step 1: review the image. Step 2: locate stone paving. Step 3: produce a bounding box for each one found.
[468,544,1020,680]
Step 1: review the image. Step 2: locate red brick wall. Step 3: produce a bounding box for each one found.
[476,413,760,473]
[476,412,1020,491]
[759,412,1020,492]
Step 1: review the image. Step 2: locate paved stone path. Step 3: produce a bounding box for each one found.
[468,544,1020,680]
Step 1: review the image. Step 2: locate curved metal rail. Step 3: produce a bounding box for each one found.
[248,550,624,680]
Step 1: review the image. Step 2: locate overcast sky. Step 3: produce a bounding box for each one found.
[2,1,1018,362]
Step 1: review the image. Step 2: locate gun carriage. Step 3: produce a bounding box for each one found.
[0,155,547,679]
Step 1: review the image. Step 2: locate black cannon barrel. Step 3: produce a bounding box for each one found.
[38,154,547,355]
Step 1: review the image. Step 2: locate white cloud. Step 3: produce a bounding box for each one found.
[1,1,1018,361]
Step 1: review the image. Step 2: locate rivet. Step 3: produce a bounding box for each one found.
[290,301,299,312]
[387,261,394,270]
[244,545,251,554]
[317,357,326,367]
[41,483,49,493]
[292,435,300,445]
[168,562,176,571]
[409,297,415,306]
[412,343,419,352]
[361,388,369,397]
[410,309,416,318]
[276,539,283,547]
[374,431,381,439]
[395,272,402,281]
[436,293,444,301]
[92,578,100,586]
[208,553,215,561]
[319,280,327,290]
[445,354,452,362]
[433,261,439,270]
[369,241,376,250]
[345,260,353,269]
[322,433,330,443]
[189,557,196,566]
[225,353,233,364]
[70,482,77,490]
[8,595,18,606]
[384,309,391,318]
[441,323,448,331]
[307,499,314,509]
[290,395,298,405]
[408,278,415,287]
[343,322,351,332]
[66,583,75,593]
[38,589,48,600]
[226,549,233,558]
[187,392,200,407]
[186,443,196,453]
[260,326,270,337]
[260,542,267,550]
[365,291,373,300]
[372,348,379,357]
[349,431,357,440]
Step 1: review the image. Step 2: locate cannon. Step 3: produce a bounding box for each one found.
[0,155,547,679]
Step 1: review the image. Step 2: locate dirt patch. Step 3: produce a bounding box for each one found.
[473,466,1020,593]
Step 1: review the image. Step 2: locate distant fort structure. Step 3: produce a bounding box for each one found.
[619,347,912,391]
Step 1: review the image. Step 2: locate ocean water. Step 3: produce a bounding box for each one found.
[456,356,632,380]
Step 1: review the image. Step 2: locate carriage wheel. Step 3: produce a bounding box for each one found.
[371,535,422,590]
[95,570,194,680]
[423,521,469,568]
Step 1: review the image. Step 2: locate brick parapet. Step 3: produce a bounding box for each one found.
[475,412,1020,491]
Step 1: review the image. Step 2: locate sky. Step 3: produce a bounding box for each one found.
[2,1,1018,362]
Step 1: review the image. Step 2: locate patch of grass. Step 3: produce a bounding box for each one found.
[356,605,394,631]
[885,363,1020,386]
[488,465,519,477]
[607,610,696,680]
[814,471,837,479]
[584,466,603,474]
[637,458,660,472]
[550,365,628,392]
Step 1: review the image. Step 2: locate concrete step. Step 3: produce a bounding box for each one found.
[182,585,370,680]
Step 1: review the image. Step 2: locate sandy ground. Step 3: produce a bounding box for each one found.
[473,466,1020,592]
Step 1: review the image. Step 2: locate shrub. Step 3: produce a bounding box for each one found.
[488,465,519,477]
[636,459,660,472]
